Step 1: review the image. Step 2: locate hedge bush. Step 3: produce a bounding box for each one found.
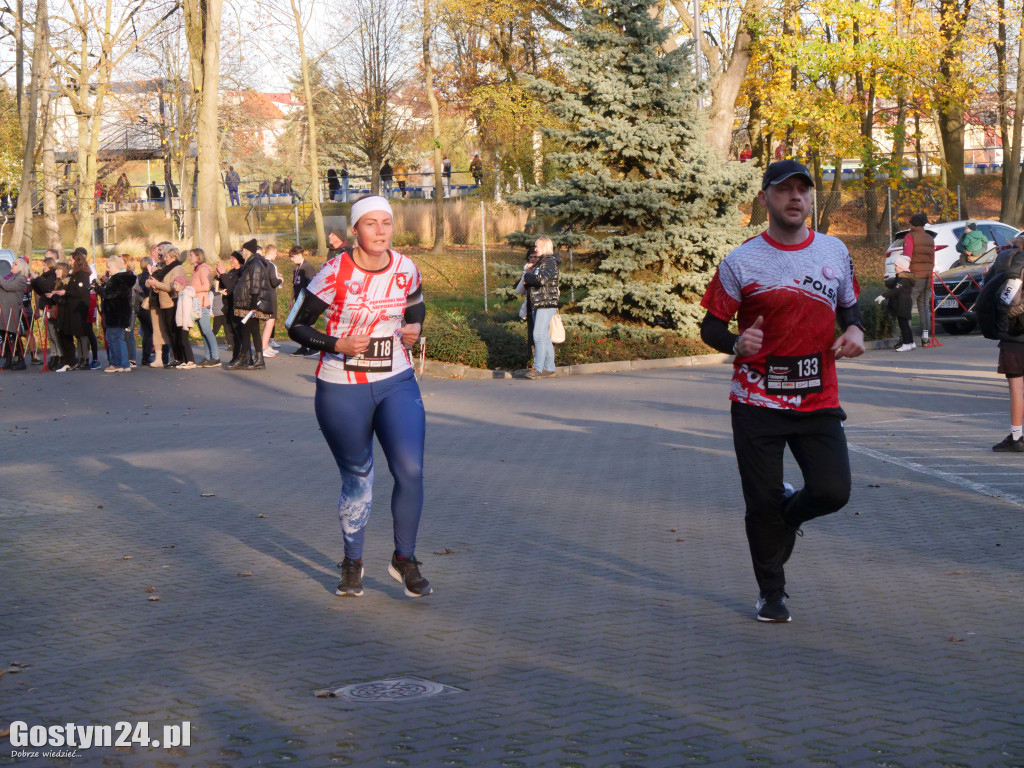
[857,278,897,342]
[422,308,713,370]
[421,310,489,368]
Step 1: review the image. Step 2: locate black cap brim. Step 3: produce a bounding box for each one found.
[764,171,814,190]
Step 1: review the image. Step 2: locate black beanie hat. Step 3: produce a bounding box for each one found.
[242,238,258,254]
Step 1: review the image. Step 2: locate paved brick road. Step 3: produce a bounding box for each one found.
[1,335,1022,767]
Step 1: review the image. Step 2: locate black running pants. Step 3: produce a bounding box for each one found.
[730,402,851,596]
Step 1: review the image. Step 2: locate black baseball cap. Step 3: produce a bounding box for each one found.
[762,160,814,190]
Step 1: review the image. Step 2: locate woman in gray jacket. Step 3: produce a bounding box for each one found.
[0,258,30,369]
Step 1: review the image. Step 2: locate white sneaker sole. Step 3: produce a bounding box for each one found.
[335,565,365,597]
[755,600,792,622]
[388,563,433,598]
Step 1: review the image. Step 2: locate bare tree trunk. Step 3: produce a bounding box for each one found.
[81,83,110,251]
[290,0,326,258]
[932,107,949,188]
[746,92,767,227]
[192,0,223,257]
[892,96,907,169]
[915,113,924,178]
[818,156,843,235]
[1014,20,1024,224]
[178,157,193,240]
[70,6,104,252]
[891,0,908,176]
[423,0,445,253]
[936,0,970,200]
[11,0,46,260]
[1002,0,1024,224]
[40,33,61,255]
[996,0,1011,217]
[707,0,759,157]
[72,112,93,248]
[15,0,24,128]
[937,108,966,209]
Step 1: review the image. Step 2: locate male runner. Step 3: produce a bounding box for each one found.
[699,160,866,623]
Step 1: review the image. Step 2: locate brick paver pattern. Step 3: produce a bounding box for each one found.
[1,334,1022,767]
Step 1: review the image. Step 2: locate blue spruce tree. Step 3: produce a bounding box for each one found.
[510,0,757,335]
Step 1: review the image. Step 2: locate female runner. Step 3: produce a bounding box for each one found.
[287,196,429,598]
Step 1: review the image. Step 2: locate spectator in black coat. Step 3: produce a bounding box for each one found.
[220,251,244,367]
[50,252,92,371]
[228,240,274,370]
[288,245,317,356]
[97,254,137,371]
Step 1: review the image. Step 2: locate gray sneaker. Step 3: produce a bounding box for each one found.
[756,591,791,623]
[388,553,432,597]
[336,558,364,597]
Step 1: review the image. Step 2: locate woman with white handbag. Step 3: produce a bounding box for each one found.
[521,236,561,379]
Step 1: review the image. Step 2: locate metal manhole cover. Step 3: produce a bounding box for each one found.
[330,676,463,702]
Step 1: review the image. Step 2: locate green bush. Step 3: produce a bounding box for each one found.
[857,278,897,341]
[556,328,711,366]
[422,310,489,368]
[421,307,714,370]
[471,312,531,369]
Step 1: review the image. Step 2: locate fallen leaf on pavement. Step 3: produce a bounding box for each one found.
[313,689,336,698]
[147,596,160,602]
[237,572,253,577]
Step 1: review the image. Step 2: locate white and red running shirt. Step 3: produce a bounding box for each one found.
[701,230,860,412]
[305,249,423,385]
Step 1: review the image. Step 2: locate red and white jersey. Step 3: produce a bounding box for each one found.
[701,230,860,412]
[306,250,423,385]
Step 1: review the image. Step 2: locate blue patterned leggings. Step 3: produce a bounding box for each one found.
[314,369,425,560]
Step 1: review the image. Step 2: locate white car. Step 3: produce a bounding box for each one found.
[883,219,1021,277]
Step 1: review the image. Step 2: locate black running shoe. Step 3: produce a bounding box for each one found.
[756,590,791,623]
[992,434,1024,453]
[388,552,432,597]
[336,558,364,597]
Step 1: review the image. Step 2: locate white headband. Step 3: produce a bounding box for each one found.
[350,195,394,228]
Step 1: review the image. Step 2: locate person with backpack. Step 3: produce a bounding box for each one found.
[980,236,1024,452]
